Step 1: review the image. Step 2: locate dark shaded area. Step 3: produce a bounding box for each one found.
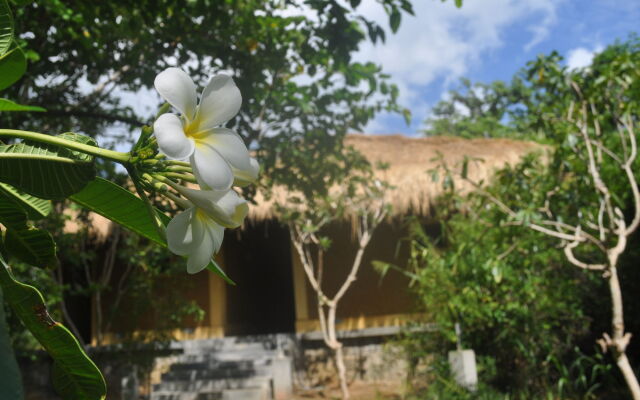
[223,220,295,335]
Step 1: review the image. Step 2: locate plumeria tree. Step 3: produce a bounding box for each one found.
[0,4,258,396]
[272,141,389,399]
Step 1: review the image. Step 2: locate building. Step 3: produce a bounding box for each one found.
[87,134,542,344]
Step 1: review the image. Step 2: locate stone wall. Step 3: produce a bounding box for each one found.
[294,335,407,391]
[18,331,409,399]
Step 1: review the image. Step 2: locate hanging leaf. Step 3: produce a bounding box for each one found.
[69,177,170,246]
[0,287,24,400]
[0,182,51,220]
[0,189,26,228]
[4,227,57,268]
[0,47,26,91]
[0,132,96,199]
[0,255,106,400]
[0,0,13,56]
[0,98,45,112]
[389,9,401,33]
[206,258,235,285]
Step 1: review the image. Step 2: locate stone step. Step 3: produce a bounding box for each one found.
[162,369,252,382]
[177,335,293,355]
[173,354,275,370]
[151,388,269,400]
[151,392,208,400]
[153,375,271,393]
[169,360,255,372]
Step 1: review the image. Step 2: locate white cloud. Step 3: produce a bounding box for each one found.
[566,45,603,70]
[355,0,562,134]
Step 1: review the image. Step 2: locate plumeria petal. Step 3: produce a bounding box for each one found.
[154,67,198,121]
[186,224,216,274]
[214,191,249,228]
[194,128,252,173]
[166,208,204,255]
[172,186,248,228]
[233,157,260,187]
[191,143,234,191]
[154,113,195,159]
[203,218,225,254]
[195,74,242,130]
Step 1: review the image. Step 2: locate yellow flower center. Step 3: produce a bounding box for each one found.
[184,116,208,141]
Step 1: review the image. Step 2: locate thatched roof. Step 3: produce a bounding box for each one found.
[248,134,545,221]
[55,134,543,238]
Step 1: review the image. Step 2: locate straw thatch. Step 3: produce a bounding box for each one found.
[248,134,546,221]
[56,134,545,238]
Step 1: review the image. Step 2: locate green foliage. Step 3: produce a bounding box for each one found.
[0,0,13,55]
[3,0,413,194]
[0,287,24,400]
[422,78,528,138]
[0,255,106,400]
[399,35,640,398]
[390,192,599,396]
[0,47,25,91]
[0,187,27,228]
[0,182,52,219]
[4,227,57,268]
[0,132,97,199]
[0,183,57,268]
[69,177,170,246]
[0,98,45,112]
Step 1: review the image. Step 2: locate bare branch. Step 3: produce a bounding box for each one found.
[563,240,606,271]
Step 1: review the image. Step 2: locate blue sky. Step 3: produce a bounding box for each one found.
[356,0,640,136]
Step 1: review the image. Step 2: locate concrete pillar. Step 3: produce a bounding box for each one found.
[272,356,293,400]
[448,349,478,391]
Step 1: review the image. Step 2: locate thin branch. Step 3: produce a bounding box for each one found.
[563,240,606,271]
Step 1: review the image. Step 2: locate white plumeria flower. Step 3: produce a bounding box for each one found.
[153,67,259,191]
[166,186,249,274]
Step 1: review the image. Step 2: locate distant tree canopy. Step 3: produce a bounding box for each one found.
[402,35,640,398]
[3,0,427,195]
[422,34,640,140]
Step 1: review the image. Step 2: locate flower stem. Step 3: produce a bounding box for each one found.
[164,172,197,183]
[0,129,130,163]
[126,166,167,241]
[169,160,191,167]
[166,166,193,173]
[143,173,191,209]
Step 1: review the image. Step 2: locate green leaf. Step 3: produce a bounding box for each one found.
[0,189,26,228]
[206,258,235,285]
[0,255,106,400]
[0,182,52,220]
[69,177,170,246]
[0,47,26,91]
[389,9,401,33]
[4,227,57,268]
[0,287,24,400]
[0,132,97,199]
[0,98,46,112]
[0,0,13,56]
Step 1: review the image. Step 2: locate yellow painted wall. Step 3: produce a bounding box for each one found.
[95,220,416,343]
[294,220,415,331]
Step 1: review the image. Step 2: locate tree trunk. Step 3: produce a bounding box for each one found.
[334,345,349,399]
[607,265,640,399]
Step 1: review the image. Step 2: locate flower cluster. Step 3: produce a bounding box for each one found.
[152,68,257,273]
